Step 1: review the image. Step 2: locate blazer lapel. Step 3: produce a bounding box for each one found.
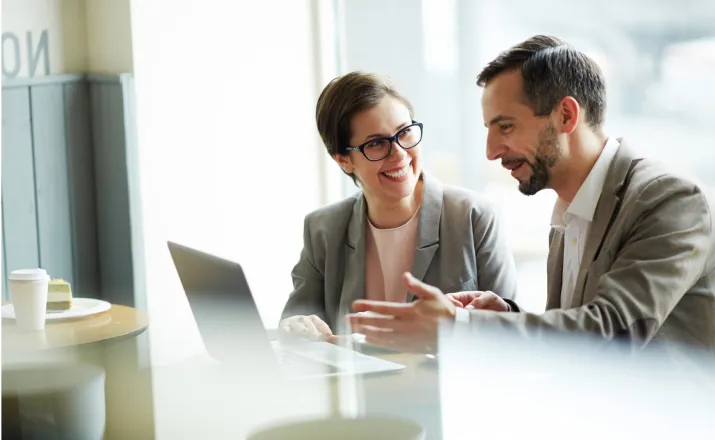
[338,195,367,318]
[570,140,634,307]
[546,228,565,310]
[407,175,442,302]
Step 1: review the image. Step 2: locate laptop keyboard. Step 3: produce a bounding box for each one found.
[274,349,341,377]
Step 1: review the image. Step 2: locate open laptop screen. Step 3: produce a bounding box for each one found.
[167,241,277,370]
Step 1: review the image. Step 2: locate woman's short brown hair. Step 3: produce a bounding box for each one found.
[315,72,414,184]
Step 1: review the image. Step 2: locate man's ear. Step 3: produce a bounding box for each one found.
[555,96,580,134]
[333,154,354,174]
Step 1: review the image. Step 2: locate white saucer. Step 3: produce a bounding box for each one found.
[1,298,112,321]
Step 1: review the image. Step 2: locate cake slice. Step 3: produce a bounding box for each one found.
[47,278,73,312]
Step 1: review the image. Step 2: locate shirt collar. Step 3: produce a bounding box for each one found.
[550,198,569,231]
[551,137,620,227]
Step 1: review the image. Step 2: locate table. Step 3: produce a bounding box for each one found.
[341,347,443,438]
[2,304,148,353]
[2,304,153,440]
[149,344,443,439]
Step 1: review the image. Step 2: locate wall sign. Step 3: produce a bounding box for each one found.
[2,30,50,79]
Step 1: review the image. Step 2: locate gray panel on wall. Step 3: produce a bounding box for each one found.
[3,73,141,307]
[64,82,100,298]
[30,85,75,285]
[89,78,136,306]
[1,87,40,282]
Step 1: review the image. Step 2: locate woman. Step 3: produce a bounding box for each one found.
[280,71,517,339]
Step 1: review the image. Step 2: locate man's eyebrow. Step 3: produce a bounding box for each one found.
[484,115,515,128]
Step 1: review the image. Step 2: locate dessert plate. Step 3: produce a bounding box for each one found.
[1,298,112,321]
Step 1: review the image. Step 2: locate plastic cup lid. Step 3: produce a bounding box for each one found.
[9,268,49,281]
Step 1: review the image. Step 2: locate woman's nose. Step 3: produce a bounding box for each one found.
[390,140,408,159]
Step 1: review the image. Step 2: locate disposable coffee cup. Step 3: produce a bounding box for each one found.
[9,268,50,331]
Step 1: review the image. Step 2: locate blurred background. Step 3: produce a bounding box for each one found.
[2,0,715,384]
[3,1,715,438]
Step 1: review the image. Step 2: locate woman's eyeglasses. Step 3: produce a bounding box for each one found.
[344,121,423,161]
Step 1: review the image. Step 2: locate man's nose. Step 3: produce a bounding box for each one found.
[486,136,506,161]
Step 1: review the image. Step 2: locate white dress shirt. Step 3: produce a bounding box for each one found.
[453,137,620,323]
[551,137,620,308]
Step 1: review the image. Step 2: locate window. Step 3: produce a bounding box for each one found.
[131,0,330,364]
[338,0,715,312]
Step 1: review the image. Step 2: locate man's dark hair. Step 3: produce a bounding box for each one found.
[477,35,606,128]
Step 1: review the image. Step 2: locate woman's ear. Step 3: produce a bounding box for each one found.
[333,154,355,174]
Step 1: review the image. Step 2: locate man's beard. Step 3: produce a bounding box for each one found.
[518,122,560,196]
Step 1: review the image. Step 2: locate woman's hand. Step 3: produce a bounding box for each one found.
[278,315,334,341]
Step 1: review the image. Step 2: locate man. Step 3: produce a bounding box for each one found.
[347,35,715,355]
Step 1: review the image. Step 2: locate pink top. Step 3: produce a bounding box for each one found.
[365,208,420,303]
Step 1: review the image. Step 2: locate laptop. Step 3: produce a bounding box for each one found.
[167,241,405,380]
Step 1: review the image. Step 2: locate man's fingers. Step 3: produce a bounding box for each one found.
[346,314,409,333]
[352,300,414,317]
[467,295,493,309]
[403,272,443,300]
[351,324,393,335]
[448,296,463,308]
[467,292,507,311]
[448,291,481,306]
